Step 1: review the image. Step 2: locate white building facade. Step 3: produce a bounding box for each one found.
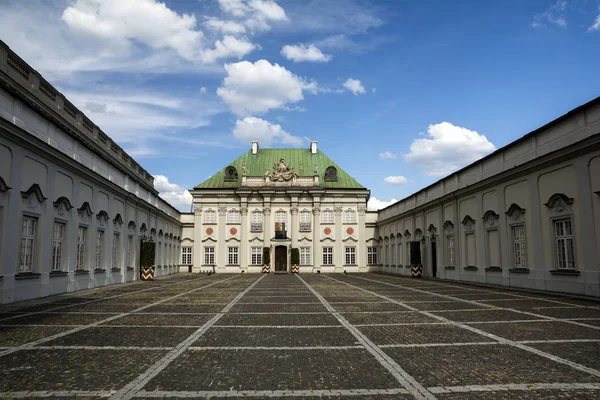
[376,97,600,297]
[0,42,181,304]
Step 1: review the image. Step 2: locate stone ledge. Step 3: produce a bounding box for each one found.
[404,265,412,268]
[15,272,41,280]
[111,268,121,272]
[550,269,581,276]
[126,267,135,271]
[464,266,478,271]
[485,267,502,272]
[94,268,106,274]
[75,269,90,275]
[49,270,69,277]
[509,268,530,274]
[444,266,456,270]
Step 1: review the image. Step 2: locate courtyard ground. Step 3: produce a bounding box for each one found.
[0,273,599,399]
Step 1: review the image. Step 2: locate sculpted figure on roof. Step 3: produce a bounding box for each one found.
[271,157,297,182]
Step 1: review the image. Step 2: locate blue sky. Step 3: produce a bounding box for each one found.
[1,0,599,211]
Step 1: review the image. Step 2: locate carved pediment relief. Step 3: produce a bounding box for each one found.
[427,224,437,237]
[342,236,358,242]
[139,223,148,235]
[415,228,423,240]
[21,184,47,213]
[113,213,124,227]
[53,196,73,216]
[461,215,475,231]
[128,221,136,233]
[0,176,11,192]
[97,210,109,227]
[544,193,574,215]
[482,210,499,228]
[505,203,526,221]
[202,236,217,243]
[265,158,298,182]
[443,220,454,235]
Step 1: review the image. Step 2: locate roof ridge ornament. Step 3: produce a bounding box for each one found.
[270,157,298,182]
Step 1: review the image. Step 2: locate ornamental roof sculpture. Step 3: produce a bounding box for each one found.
[268,158,298,182]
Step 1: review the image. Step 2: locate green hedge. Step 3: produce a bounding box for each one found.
[263,247,270,265]
[290,248,300,266]
[410,241,422,266]
[141,241,156,267]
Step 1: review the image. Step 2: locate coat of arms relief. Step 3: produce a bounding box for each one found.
[264,158,298,182]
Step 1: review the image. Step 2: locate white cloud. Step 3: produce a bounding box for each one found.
[531,0,568,28]
[233,117,304,146]
[379,151,396,160]
[217,60,317,116]
[343,78,366,95]
[384,176,408,185]
[367,197,397,211]
[218,0,288,32]
[62,0,204,61]
[281,44,331,62]
[201,35,257,63]
[589,14,600,32]
[154,175,193,211]
[200,87,207,93]
[404,122,496,177]
[204,17,246,34]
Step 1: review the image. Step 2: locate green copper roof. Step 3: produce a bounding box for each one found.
[194,148,365,189]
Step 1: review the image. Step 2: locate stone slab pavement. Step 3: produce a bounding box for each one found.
[0,272,599,399]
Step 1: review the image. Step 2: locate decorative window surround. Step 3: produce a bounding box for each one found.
[322,246,333,265]
[204,246,215,265]
[544,193,577,272]
[251,246,261,265]
[182,246,192,265]
[204,209,217,224]
[443,221,455,267]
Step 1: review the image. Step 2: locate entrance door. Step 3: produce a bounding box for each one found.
[275,246,287,272]
[431,240,437,277]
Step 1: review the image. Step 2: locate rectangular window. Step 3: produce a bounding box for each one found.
[321,209,333,224]
[204,210,216,224]
[182,247,192,265]
[367,246,378,265]
[251,211,262,231]
[511,226,526,268]
[77,226,87,270]
[112,233,120,269]
[228,210,240,223]
[275,211,287,223]
[157,241,161,266]
[127,235,134,268]
[300,247,311,265]
[20,216,36,272]
[251,246,262,265]
[204,246,215,265]
[345,246,356,265]
[95,230,104,270]
[52,222,65,271]
[322,247,333,265]
[228,247,239,265]
[344,210,356,224]
[555,219,575,269]
[300,211,311,231]
[447,236,455,267]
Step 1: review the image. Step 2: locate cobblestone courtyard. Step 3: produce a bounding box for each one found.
[0,273,599,399]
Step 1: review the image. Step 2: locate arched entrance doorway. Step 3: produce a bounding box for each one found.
[274,245,288,272]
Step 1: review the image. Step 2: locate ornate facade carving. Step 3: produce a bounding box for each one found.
[334,206,343,215]
[544,193,574,215]
[482,210,499,228]
[312,207,321,215]
[263,207,271,216]
[240,207,248,216]
[218,206,227,216]
[291,207,298,215]
[357,206,367,215]
[267,158,298,182]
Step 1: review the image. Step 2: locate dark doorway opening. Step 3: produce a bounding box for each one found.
[275,246,287,272]
[431,239,437,277]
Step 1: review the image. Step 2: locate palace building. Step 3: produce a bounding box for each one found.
[0,40,599,304]
[182,142,376,274]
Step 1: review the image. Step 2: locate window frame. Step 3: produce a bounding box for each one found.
[182,246,193,265]
[20,215,37,273]
[300,247,311,265]
[204,246,215,265]
[251,246,262,265]
[367,246,378,265]
[554,218,575,270]
[228,209,240,224]
[204,209,216,224]
[511,224,527,269]
[52,221,66,271]
[95,229,105,270]
[228,246,239,265]
[76,226,87,271]
[321,209,333,224]
[345,246,356,265]
[343,209,356,224]
[112,232,120,270]
[322,246,333,265]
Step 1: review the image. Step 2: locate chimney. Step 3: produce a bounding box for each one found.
[251,141,259,155]
[310,141,317,154]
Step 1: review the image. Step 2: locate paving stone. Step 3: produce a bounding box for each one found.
[408,302,489,311]
[239,296,323,304]
[64,303,145,313]
[0,349,167,391]
[575,319,600,327]
[0,326,73,346]
[527,308,600,319]
[341,312,438,325]
[478,299,568,310]
[217,313,341,326]
[194,327,358,347]
[0,312,119,326]
[332,303,412,312]
[468,321,600,341]
[435,389,600,400]
[136,304,224,313]
[43,326,196,347]
[529,341,600,370]
[228,303,327,313]
[102,313,216,326]
[357,324,489,345]
[146,349,400,391]
[383,344,598,387]
[432,309,544,322]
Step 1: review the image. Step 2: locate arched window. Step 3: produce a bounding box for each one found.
[321,208,333,224]
[343,209,356,224]
[204,209,216,224]
[228,209,240,224]
[300,210,311,231]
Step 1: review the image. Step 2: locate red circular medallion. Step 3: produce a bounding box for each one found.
[230,227,237,235]
[206,227,213,235]
[324,227,331,235]
[346,227,354,235]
